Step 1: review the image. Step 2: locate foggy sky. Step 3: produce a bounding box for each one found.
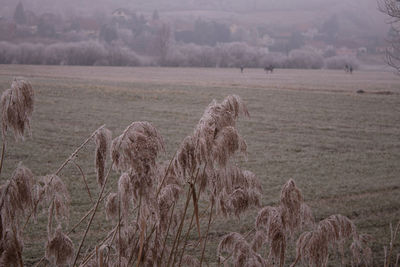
[1,0,388,37]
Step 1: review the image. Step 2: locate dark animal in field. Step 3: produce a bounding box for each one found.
[240,66,244,73]
[264,65,274,73]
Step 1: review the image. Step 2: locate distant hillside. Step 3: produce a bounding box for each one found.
[0,0,389,48]
[1,0,387,38]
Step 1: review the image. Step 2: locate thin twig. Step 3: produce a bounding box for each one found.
[72,161,114,266]
[0,141,6,178]
[218,228,256,266]
[104,218,119,263]
[47,198,55,237]
[33,256,45,267]
[156,150,177,198]
[178,203,196,267]
[74,123,140,265]
[0,179,12,212]
[167,185,192,267]
[178,177,204,267]
[12,224,24,267]
[118,192,121,267]
[72,160,93,204]
[136,214,146,267]
[160,202,176,264]
[172,167,201,266]
[23,125,106,231]
[131,223,157,266]
[386,220,400,267]
[55,125,106,176]
[199,199,214,266]
[33,199,56,267]
[67,189,112,235]
[127,225,141,265]
[78,226,118,267]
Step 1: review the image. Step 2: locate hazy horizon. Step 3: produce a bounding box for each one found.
[1,0,387,32]
[0,0,391,67]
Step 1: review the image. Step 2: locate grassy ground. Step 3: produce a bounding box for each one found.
[0,65,399,266]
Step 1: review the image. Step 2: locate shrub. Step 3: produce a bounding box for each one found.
[324,55,360,70]
[284,49,324,69]
[0,42,18,64]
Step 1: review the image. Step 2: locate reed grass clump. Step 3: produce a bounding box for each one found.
[0,91,383,266]
[291,214,371,267]
[218,232,266,267]
[220,179,373,267]
[0,164,36,266]
[251,179,313,266]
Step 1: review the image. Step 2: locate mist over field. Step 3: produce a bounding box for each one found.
[0,0,390,67]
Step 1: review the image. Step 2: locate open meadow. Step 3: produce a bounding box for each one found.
[0,65,399,266]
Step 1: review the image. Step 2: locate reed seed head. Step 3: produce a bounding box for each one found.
[94,127,112,187]
[45,228,74,266]
[1,79,34,140]
[111,121,164,175]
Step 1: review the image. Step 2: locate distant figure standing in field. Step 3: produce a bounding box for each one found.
[264,65,274,73]
[345,64,353,74]
[240,65,244,73]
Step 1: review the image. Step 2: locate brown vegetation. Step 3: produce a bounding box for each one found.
[0,76,398,266]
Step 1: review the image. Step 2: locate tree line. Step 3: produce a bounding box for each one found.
[0,40,360,69]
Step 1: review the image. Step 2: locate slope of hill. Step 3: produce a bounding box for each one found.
[1,0,388,37]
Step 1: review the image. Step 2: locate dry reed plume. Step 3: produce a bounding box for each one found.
[0,227,24,267]
[291,214,371,267]
[251,179,313,266]
[86,245,109,267]
[94,128,112,187]
[0,164,35,227]
[105,192,118,222]
[45,228,74,266]
[37,174,70,224]
[0,164,35,266]
[351,233,373,266]
[216,166,262,217]
[218,232,267,267]
[190,94,249,170]
[383,220,400,267]
[0,79,35,266]
[111,121,164,175]
[1,79,34,140]
[220,179,373,267]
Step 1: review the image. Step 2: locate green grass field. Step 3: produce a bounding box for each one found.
[0,65,399,266]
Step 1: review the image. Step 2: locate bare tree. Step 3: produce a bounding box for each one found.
[379,0,400,72]
[153,23,171,65]
[13,2,26,25]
